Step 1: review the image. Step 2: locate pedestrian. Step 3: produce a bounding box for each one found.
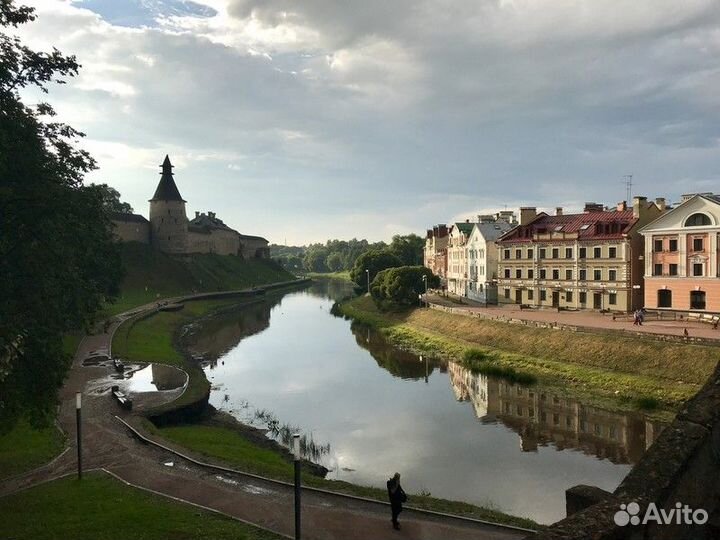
[684,328,689,338]
[387,472,407,530]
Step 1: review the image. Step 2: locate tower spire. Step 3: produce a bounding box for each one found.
[150,154,185,202]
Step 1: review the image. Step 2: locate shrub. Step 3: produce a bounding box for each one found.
[370,266,440,309]
[463,348,488,362]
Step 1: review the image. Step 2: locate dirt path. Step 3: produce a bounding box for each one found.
[1,289,529,540]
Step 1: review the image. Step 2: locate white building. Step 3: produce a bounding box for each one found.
[467,217,517,304]
[446,222,474,296]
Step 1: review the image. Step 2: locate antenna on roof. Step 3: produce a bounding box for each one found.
[622,174,633,203]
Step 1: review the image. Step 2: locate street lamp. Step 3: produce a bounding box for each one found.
[422,275,428,306]
[76,392,82,480]
[365,269,370,295]
[293,433,301,540]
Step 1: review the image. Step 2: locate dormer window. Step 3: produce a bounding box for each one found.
[685,213,712,227]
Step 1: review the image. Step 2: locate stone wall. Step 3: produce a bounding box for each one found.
[112,219,149,243]
[187,229,240,255]
[240,236,269,259]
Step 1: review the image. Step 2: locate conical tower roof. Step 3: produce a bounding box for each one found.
[150,155,186,202]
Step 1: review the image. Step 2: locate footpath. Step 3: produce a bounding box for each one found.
[1,282,528,540]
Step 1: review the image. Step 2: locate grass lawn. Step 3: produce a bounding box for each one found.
[306,271,352,282]
[0,419,65,479]
[154,423,539,530]
[0,472,281,540]
[338,296,720,414]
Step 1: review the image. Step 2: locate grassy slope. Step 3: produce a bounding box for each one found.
[0,472,280,540]
[152,423,538,530]
[107,242,294,315]
[306,270,352,281]
[339,296,720,413]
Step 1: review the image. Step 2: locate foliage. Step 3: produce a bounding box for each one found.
[370,266,440,309]
[272,238,392,274]
[0,1,122,430]
[92,182,134,213]
[349,248,403,288]
[325,251,344,272]
[388,233,424,265]
[463,348,489,362]
[303,245,329,272]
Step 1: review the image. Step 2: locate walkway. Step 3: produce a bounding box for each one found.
[2,284,528,540]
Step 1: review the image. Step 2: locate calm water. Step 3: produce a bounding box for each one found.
[186,280,663,524]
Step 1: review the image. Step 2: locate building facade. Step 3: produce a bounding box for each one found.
[639,193,720,313]
[496,197,664,312]
[423,224,449,284]
[446,221,474,296]
[111,155,269,258]
[466,216,516,304]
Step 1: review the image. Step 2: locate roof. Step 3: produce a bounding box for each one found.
[453,222,475,236]
[188,213,237,233]
[150,155,185,202]
[238,234,268,243]
[472,221,516,242]
[110,212,148,223]
[497,210,638,244]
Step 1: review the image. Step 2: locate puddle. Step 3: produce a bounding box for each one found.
[125,364,187,393]
[240,484,275,496]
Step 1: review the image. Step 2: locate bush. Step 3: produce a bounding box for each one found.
[463,348,488,362]
[370,266,440,309]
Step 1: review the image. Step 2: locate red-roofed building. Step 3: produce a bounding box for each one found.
[496,197,665,312]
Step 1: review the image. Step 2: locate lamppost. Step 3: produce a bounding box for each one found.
[420,354,428,383]
[293,433,301,540]
[76,392,82,480]
[422,275,428,306]
[365,268,370,295]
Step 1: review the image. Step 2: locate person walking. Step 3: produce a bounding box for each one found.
[387,472,407,530]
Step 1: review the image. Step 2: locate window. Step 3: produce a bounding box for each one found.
[690,290,706,310]
[504,268,511,278]
[579,247,587,259]
[593,269,602,280]
[565,247,573,259]
[539,248,546,259]
[566,291,573,302]
[594,247,602,258]
[504,249,511,259]
[515,269,522,279]
[608,269,617,281]
[515,249,522,259]
[693,263,704,277]
[527,289,534,300]
[658,289,672,308]
[528,269,534,279]
[553,413,560,426]
[608,247,617,258]
[527,248,534,259]
[565,269,572,280]
[669,264,678,276]
[579,291,587,304]
[654,264,663,276]
[540,269,546,279]
[540,290,547,301]
[504,288,510,299]
[693,238,704,252]
[609,293,617,305]
[552,269,559,280]
[669,239,678,252]
[579,269,587,280]
[654,239,663,252]
[685,213,712,227]
[552,248,559,259]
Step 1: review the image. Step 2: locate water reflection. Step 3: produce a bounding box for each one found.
[125,363,186,393]
[447,363,663,464]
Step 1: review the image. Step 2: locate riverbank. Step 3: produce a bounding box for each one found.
[337,296,719,417]
[305,271,353,281]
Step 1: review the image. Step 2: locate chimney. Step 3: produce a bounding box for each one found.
[519,207,537,226]
[633,196,648,219]
[438,224,448,237]
[209,211,216,219]
[655,197,666,212]
[195,211,200,218]
[555,207,563,216]
[584,202,604,213]
[616,201,627,212]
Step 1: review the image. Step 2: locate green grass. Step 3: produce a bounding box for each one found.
[0,472,281,540]
[306,271,352,281]
[338,296,719,414]
[153,423,538,530]
[0,418,65,479]
[106,243,294,315]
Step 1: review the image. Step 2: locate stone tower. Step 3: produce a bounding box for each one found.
[149,155,188,254]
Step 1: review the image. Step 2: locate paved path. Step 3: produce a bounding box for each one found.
[2,286,528,540]
[427,294,720,342]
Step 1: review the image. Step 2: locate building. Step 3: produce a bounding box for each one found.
[466,215,516,304]
[424,224,449,283]
[446,221,475,296]
[111,155,269,258]
[496,197,664,312]
[639,193,720,313]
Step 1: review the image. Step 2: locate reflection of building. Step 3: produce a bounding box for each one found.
[151,363,187,390]
[639,193,720,312]
[448,362,664,464]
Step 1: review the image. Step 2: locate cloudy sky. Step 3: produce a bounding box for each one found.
[15,0,720,243]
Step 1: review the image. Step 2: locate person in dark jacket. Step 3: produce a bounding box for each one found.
[387,472,407,530]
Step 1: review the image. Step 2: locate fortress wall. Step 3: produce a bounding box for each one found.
[112,219,150,243]
[187,229,239,255]
[240,237,270,259]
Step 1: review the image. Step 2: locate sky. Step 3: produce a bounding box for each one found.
[14,0,720,244]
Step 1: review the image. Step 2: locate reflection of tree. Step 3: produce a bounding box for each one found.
[183,297,281,362]
[447,362,665,464]
[304,279,358,302]
[350,321,439,380]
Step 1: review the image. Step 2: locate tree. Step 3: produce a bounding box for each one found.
[371,266,440,309]
[303,246,329,272]
[389,234,424,266]
[0,1,122,430]
[326,252,344,272]
[93,183,134,214]
[350,249,403,288]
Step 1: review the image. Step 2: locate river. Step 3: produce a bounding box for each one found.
[185,279,663,524]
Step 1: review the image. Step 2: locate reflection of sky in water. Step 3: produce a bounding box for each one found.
[200,284,656,524]
[125,364,185,393]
